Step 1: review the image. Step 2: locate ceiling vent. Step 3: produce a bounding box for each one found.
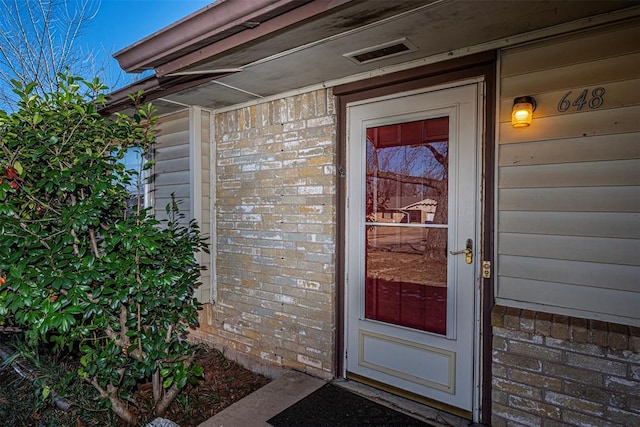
[344,38,417,65]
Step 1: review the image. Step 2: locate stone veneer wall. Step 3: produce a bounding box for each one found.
[191,88,337,379]
[492,305,640,426]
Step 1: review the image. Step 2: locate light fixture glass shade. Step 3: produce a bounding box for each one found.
[511,96,536,128]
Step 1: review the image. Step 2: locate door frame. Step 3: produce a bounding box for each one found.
[333,51,496,423]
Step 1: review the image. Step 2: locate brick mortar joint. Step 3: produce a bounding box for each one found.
[491,305,638,352]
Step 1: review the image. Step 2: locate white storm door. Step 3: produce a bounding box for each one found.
[345,83,480,413]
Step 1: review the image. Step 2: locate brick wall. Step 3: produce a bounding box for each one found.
[492,305,640,426]
[191,88,337,379]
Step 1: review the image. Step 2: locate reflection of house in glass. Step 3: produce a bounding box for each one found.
[375,196,437,224]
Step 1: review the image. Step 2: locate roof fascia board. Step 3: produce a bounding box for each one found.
[154,0,353,78]
[115,0,313,73]
[102,77,161,113]
[101,73,227,114]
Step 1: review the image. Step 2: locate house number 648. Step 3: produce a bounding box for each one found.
[557,87,606,112]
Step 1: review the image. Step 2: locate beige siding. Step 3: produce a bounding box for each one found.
[153,111,190,221]
[500,24,640,76]
[498,255,639,292]
[500,53,640,97]
[496,278,639,317]
[499,187,639,212]
[498,105,640,144]
[498,79,640,123]
[499,234,637,266]
[499,211,640,239]
[499,132,640,166]
[500,159,640,188]
[497,21,640,324]
[151,109,212,304]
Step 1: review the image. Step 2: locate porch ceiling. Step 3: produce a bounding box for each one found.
[110,0,640,116]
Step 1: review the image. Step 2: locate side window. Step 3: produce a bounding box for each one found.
[121,147,149,211]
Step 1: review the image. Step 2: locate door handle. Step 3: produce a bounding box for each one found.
[450,238,473,264]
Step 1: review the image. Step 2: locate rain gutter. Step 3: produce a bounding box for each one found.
[114,0,318,73]
[101,72,230,115]
[153,0,353,78]
[107,0,355,113]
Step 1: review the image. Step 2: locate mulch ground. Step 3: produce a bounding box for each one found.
[0,344,270,426]
[162,348,271,426]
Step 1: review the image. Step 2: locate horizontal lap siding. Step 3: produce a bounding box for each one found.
[153,111,190,221]
[498,211,640,239]
[497,22,640,324]
[498,255,639,292]
[499,159,640,188]
[499,187,638,212]
[497,278,639,316]
[499,24,640,77]
[499,132,639,166]
[151,109,212,304]
[500,53,640,98]
[499,234,637,266]
[498,105,639,144]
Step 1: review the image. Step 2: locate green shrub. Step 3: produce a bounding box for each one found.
[0,74,207,424]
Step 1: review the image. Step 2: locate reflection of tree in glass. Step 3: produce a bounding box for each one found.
[366,118,449,260]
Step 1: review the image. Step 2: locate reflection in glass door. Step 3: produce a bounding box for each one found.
[365,117,449,334]
[347,83,479,414]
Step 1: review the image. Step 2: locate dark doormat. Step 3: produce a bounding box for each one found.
[267,383,435,426]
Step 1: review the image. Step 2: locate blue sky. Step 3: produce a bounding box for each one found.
[80,0,212,85]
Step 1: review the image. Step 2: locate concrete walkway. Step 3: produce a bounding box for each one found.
[198,371,324,427]
[197,370,471,427]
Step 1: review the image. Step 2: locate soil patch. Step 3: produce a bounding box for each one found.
[0,344,270,426]
[161,349,270,426]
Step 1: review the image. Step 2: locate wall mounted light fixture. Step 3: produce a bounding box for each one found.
[511,96,537,128]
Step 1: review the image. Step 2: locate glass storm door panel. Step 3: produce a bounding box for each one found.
[346,83,480,414]
[365,117,449,335]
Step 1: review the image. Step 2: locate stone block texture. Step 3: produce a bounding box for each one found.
[492,305,640,426]
[191,88,337,379]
